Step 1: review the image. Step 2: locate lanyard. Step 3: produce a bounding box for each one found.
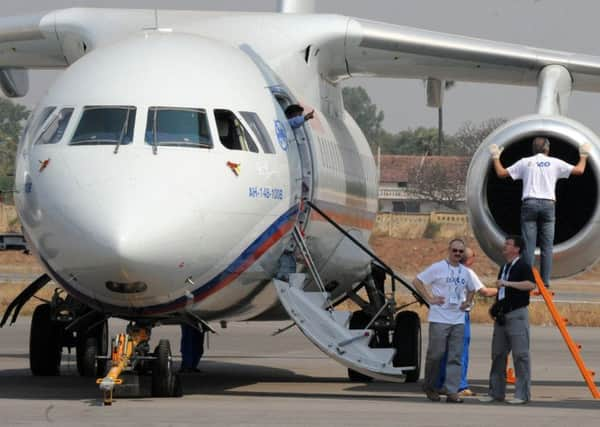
[501,257,519,281]
[446,260,463,305]
[499,257,519,300]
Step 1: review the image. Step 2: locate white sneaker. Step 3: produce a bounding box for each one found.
[478,395,503,403]
[506,398,528,405]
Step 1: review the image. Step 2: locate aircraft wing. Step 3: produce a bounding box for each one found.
[4,9,600,95]
[335,18,600,92]
[0,9,159,68]
[0,8,157,96]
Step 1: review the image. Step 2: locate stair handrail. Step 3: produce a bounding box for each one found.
[304,199,428,307]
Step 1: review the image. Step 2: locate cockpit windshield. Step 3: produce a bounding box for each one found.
[145,107,212,148]
[71,106,136,145]
[35,108,74,145]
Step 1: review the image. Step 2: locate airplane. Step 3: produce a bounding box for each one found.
[1,0,599,403]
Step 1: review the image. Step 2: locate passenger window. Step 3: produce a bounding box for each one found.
[145,107,212,147]
[214,109,258,153]
[71,106,136,145]
[35,108,74,145]
[240,112,276,154]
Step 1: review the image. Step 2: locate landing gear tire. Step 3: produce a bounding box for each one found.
[393,311,421,383]
[77,337,98,377]
[152,339,181,397]
[29,304,61,376]
[77,320,108,377]
[347,311,373,383]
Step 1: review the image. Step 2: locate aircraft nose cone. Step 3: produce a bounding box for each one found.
[32,155,220,300]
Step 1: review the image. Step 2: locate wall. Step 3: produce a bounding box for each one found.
[0,203,19,232]
[373,212,471,239]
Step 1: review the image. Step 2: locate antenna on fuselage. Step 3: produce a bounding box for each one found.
[277,0,316,13]
[154,9,159,29]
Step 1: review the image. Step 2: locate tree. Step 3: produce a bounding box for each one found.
[453,117,507,156]
[0,98,30,203]
[406,157,470,211]
[342,86,385,146]
[377,126,463,155]
[0,98,30,142]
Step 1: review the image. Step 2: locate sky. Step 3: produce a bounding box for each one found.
[2,0,600,134]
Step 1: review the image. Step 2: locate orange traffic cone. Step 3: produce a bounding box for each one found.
[506,354,516,384]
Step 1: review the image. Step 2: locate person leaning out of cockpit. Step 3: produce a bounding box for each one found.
[284,104,314,129]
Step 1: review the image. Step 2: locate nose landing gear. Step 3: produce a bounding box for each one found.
[97,323,181,405]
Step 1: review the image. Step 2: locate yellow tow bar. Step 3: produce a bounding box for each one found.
[96,327,150,405]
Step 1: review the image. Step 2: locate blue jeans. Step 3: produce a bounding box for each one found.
[436,312,470,391]
[521,198,555,287]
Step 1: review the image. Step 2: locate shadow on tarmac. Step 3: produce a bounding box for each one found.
[0,359,598,410]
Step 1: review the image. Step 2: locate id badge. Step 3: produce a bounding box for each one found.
[498,287,505,301]
[448,285,460,305]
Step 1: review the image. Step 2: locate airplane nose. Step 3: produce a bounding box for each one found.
[31,153,221,299]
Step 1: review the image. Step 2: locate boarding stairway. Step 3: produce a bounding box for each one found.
[273,219,420,382]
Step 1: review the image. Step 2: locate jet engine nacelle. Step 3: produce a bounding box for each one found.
[466,114,600,278]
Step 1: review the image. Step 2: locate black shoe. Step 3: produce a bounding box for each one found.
[424,388,441,402]
[437,387,449,396]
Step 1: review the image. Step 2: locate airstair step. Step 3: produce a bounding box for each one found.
[274,279,406,382]
[331,311,351,327]
[304,291,328,309]
[288,273,306,289]
[369,348,396,363]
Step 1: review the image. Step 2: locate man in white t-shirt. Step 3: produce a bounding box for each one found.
[413,239,479,403]
[490,137,590,287]
[436,248,497,397]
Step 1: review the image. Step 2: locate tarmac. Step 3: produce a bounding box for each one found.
[0,319,599,426]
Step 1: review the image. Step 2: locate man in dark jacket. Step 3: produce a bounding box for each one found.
[479,235,536,404]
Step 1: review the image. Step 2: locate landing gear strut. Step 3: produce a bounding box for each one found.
[97,323,181,405]
[345,265,422,383]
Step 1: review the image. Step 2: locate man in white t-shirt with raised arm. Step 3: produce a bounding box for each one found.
[413,238,479,404]
[490,137,590,287]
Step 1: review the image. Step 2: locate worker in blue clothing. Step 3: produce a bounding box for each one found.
[284,104,314,129]
[179,322,205,373]
[436,247,497,397]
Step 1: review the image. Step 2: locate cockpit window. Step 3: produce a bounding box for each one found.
[240,112,276,154]
[35,108,74,145]
[23,106,56,145]
[145,107,212,148]
[214,109,259,153]
[70,106,136,145]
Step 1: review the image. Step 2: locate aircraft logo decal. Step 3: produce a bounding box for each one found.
[38,158,51,172]
[226,161,241,176]
[274,120,288,151]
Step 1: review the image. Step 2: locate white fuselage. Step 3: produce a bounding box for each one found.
[15,20,377,321]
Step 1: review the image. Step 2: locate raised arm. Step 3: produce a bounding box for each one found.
[490,144,510,178]
[571,143,591,176]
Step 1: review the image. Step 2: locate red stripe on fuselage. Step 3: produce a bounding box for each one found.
[192,218,296,303]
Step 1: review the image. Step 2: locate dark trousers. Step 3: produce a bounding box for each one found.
[489,307,531,401]
[180,324,205,369]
